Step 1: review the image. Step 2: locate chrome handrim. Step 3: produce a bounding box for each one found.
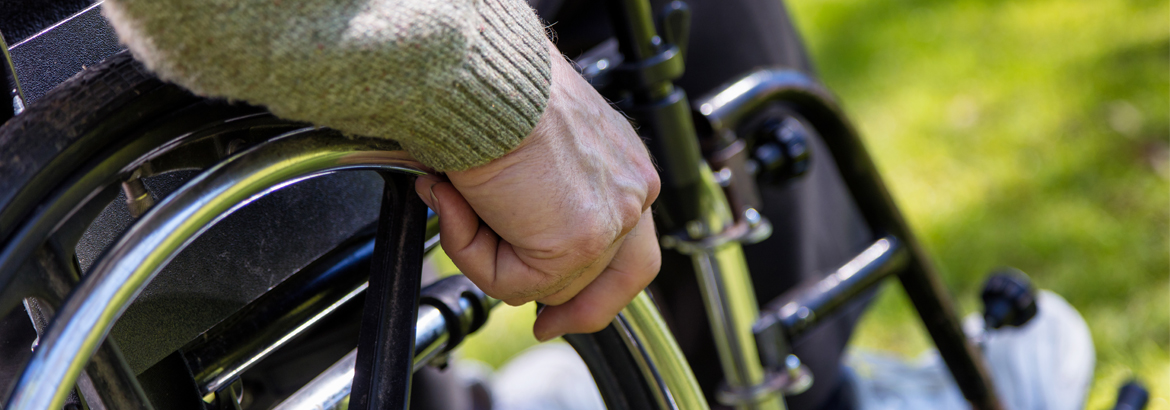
[5,128,427,410]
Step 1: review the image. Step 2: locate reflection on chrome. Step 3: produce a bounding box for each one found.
[273,350,356,410]
[694,69,832,134]
[615,292,710,410]
[5,129,429,410]
[273,299,477,410]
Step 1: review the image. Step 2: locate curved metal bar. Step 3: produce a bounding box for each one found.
[694,69,836,135]
[5,128,429,410]
[0,109,282,315]
[696,68,1002,410]
[774,236,908,338]
[616,292,709,410]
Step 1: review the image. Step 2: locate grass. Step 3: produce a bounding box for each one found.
[783,0,1170,407]
[457,0,1169,407]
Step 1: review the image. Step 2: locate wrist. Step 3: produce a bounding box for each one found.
[450,40,584,182]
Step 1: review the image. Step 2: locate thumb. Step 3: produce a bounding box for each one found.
[414,175,445,215]
[414,175,506,297]
[415,176,490,260]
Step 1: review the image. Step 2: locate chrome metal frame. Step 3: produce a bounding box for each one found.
[272,291,708,410]
[1,1,1005,409]
[2,121,710,410]
[672,166,786,410]
[5,129,427,410]
[602,1,1001,408]
[602,1,788,409]
[614,292,710,410]
[272,349,357,410]
[269,299,470,410]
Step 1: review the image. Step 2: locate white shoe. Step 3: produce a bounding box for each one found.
[847,290,1095,410]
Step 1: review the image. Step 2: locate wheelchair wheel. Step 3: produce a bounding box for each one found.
[0,52,702,410]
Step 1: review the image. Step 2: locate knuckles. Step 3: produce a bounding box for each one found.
[617,198,644,238]
[643,168,662,208]
[550,203,621,257]
[537,291,573,306]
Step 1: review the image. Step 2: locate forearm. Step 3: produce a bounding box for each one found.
[103,0,551,171]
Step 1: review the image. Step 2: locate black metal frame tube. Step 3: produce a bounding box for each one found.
[350,174,427,410]
[604,0,704,229]
[760,236,907,341]
[695,69,1003,410]
[790,83,1002,410]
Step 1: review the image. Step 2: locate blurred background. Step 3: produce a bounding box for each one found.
[459,0,1170,407]
[786,0,1168,407]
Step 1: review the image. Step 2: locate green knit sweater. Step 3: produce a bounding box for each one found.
[103,0,552,171]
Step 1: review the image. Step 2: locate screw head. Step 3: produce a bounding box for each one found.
[754,116,813,184]
[981,268,1038,329]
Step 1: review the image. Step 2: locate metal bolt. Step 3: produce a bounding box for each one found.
[794,306,814,328]
[776,118,812,177]
[122,172,154,218]
[754,117,814,184]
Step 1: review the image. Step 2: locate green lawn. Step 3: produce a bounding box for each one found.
[784,0,1169,407]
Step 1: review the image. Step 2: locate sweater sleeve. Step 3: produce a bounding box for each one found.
[102,0,551,171]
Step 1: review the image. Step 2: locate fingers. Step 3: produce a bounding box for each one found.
[415,176,492,269]
[415,175,658,319]
[535,236,624,306]
[415,176,569,302]
[533,210,660,341]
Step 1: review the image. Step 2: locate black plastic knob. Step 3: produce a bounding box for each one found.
[754,117,812,184]
[980,268,1038,329]
[1113,380,1150,410]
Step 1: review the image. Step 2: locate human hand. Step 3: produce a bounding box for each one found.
[415,40,661,342]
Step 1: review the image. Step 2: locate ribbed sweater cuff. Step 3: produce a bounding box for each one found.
[400,0,551,171]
